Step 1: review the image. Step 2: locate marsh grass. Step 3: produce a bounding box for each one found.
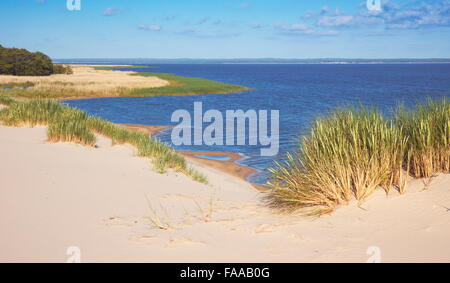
[268,99,449,215]
[0,66,250,99]
[131,72,251,97]
[92,66,156,71]
[0,98,208,183]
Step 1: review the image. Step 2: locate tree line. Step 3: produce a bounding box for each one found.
[0,45,72,76]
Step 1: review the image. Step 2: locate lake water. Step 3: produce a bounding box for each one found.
[64,63,450,184]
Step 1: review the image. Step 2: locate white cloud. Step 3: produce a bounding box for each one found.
[196,17,210,25]
[164,14,177,21]
[275,23,310,32]
[313,0,450,30]
[316,15,354,27]
[174,29,240,38]
[250,23,264,29]
[138,25,162,31]
[372,0,450,29]
[103,7,117,17]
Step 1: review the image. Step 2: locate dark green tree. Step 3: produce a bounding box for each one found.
[0,45,70,76]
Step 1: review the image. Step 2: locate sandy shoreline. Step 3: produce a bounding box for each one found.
[0,125,449,263]
[120,124,265,190]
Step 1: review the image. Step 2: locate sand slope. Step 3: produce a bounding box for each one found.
[0,125,449,263]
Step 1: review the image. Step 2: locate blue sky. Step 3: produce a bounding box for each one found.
[1,0,450,59]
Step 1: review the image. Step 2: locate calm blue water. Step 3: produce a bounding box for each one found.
[195,155,232,161]
[64,64,450,184]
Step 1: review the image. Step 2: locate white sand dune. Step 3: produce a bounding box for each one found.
[0,125,449,263]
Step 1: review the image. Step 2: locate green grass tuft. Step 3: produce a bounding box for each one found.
[0,95,15,106]
[186,167,209,184]
[48,108,96,146]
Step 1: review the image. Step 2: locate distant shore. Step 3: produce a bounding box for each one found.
[223,61,450,65]
[54,59,450,65]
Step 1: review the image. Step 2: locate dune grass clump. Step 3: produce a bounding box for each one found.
[0,99,65,126]
[48,108,96,146]
[0,98,207,184]
[267,99,449,215]
[396,98,450,178]
[267,107,408,215]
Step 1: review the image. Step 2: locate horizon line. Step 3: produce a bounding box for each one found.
[53,57,450,61]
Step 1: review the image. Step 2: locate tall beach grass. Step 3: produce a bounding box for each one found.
[396,98,450,178]
[267,98,449,215]
[0,96,208,183]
